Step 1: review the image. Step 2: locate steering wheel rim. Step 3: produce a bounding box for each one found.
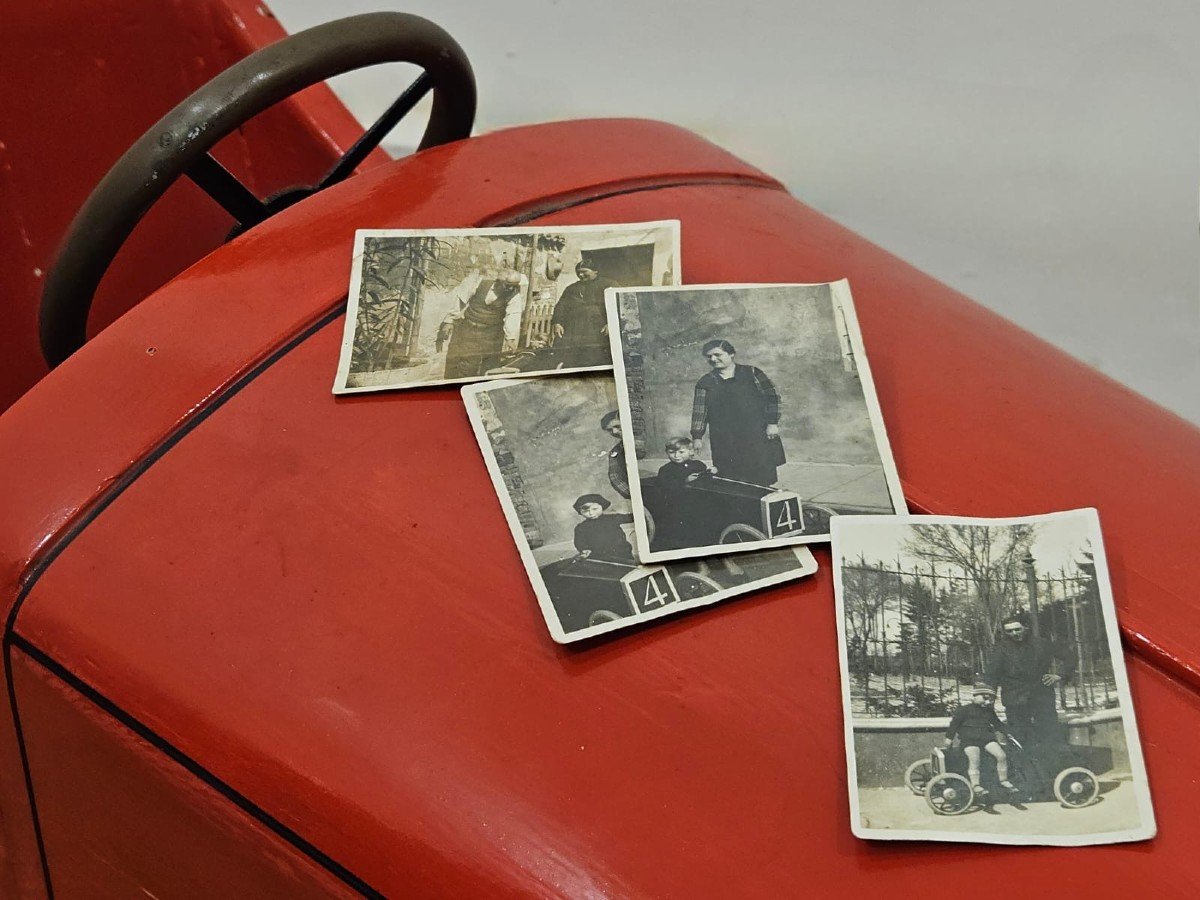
[40,12,476,368]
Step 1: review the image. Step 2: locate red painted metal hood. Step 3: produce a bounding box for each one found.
[2,119,1198,896]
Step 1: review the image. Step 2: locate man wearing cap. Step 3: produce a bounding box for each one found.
[443,267,529,378]
[985,615,1076,752]
[550,260,621,368]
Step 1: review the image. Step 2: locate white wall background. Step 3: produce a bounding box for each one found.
[270,0,1200,423]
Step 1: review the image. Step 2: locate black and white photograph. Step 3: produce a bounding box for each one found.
[462,374,818,643]
[332,222,680,393]
[832,510,1155,845]
[607,280,905,563]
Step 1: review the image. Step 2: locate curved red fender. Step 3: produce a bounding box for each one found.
[0,120,1197,897]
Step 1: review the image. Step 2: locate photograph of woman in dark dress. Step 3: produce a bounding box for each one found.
[607,281,905,562]
[550,261,621,368]
[689,339,784,487]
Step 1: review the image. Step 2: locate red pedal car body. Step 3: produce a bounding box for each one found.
[0,3,1198,897]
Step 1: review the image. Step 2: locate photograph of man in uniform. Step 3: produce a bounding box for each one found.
[551,260,620,368]
[443,268,529,379]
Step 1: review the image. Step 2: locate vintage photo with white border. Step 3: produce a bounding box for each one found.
[462,374,818,643]
[607,280,906,563]
[832,509,1155,846]
[333,221,680,393]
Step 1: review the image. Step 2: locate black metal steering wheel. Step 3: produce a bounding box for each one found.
[40,12,476,368]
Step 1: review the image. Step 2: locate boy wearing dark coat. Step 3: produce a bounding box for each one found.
[572,494,635,563]
[654,437,717,549]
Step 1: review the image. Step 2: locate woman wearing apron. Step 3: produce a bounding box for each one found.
[689,339,784,486]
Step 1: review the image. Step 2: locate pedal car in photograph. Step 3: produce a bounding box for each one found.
[541,551,757,631]
[641,470,805,548]
[912,740,1101,816]
[539,554,637,630]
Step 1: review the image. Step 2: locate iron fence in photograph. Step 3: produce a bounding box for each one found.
[844,559,1117,718]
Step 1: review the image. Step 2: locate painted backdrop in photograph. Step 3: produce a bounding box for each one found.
[622,284,892,514]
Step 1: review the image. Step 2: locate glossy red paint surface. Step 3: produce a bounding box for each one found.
[0,0,381,414]
[0,119,1197,895]
[0,119,783,898]
[10,647,358,899]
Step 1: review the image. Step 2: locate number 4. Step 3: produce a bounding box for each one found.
[640,574,669,609]
[775,501,797,533]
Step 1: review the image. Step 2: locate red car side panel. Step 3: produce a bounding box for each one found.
[0,120,1197,895]
[14,300,1200,896]
[10,648,360,899]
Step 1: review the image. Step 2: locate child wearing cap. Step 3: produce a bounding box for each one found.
[572,494,636,563]
[944,682,1015,797]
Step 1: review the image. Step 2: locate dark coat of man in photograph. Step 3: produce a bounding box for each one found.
[550,261,620,368]
[444,269,527,378]
[690,339,784,487]
[985,615,1076,753]
[600,411,630,499]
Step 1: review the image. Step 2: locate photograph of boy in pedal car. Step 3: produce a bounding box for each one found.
[608,281,906,562]
[833,511,1156,845]
[944,683,1016,800]
[463,374,817,642]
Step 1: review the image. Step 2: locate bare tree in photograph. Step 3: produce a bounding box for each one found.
[902,523,1035,655]
[844,519,1127,719]
[351,236,448,373]
[842,563,893,688]
[843,564,888,646]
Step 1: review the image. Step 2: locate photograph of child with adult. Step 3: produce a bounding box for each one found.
[607,281,906,562]
[333,222,679,394]
[462,374,817,643]
[832,510,1155,846]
